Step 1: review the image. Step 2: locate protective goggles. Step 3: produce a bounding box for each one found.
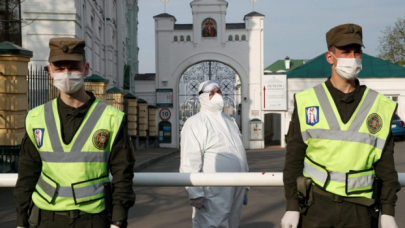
[198,80,222,95]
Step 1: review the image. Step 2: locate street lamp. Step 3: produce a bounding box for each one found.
[161,0,169,13]
[250,0,258,11]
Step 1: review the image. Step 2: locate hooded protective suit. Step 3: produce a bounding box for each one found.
[180,80,249,228]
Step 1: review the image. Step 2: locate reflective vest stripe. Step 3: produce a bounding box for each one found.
[36,174,57,202]
[304,158,375,191]
[347,170,375,193]
[38,151,110,163]
[301,129,386,150]
[38,176,108,199]
[313,84,340,130]
[303,158,328,186]
[72,178,109,203]
[45,101,108,153]
[44,102,64,153]
[347,90,378,132]
[313,84,379,132]
[70,102,108,152]
[330,171,345,183]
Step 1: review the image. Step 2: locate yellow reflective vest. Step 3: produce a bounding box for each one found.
[296,83,396,198]
[26,99,124,213]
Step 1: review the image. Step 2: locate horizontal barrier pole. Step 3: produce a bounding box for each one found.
[1,173,405,187]
[132,172,284,187]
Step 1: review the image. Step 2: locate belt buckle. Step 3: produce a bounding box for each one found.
[331,194,343,203]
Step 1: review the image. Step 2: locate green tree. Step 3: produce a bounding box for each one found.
[377,16,405,65]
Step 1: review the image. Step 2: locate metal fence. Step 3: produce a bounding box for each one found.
[27,66,58,110]
[0,145,20,173]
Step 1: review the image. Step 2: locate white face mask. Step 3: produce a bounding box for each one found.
[331,53,362,80]
[210,93,224,112]
[50,66,85,94]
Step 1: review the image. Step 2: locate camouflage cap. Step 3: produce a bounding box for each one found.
[48,37,85,63]
[326,24,364,49]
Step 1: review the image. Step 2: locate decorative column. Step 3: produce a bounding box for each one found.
[148,105,157,147]
[84,74,109,102]
[106,87,124,111]
[0,41,32,172]
[124,93,138,137]
[137,99,148,137]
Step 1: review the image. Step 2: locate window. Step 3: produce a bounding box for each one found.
[186,35,191,41]
[242,35,246,41]
[228,35,233,41]
[235,35,239,41]
[180,35,184,41]
[0,0,22,45]
[174,36,178,42]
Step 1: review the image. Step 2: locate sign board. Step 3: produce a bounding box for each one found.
[159,108,171,120]
[262,74,287,111]
[249,119,264,141]
[159,121,172,143]
[157,89,173,108]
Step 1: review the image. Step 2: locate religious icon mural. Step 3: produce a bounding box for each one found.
[202,18,217,37]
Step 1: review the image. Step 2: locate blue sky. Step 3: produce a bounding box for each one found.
[138,0,405,73]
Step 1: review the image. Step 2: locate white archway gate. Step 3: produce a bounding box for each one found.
[154,0,265,149]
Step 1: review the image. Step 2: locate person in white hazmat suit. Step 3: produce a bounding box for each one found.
[179,80,249,228]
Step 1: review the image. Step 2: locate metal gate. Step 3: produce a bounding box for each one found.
[27,66,58,109]
[178,61,242,130]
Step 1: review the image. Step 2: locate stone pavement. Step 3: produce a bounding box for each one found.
[133,147,179,172]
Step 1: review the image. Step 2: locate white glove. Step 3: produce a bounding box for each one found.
[281,211,300,228]
[381,215,398,228]
[110,225,119,228]
[190,197,204,209]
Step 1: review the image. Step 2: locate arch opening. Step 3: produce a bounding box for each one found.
[179,61,242,131]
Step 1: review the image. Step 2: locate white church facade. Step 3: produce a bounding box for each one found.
[149,0,266,149]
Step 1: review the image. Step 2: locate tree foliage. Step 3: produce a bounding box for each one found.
[377,16,405,65]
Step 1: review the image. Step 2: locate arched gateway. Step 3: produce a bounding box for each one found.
[179,61,242,130]
[153,0,265,149]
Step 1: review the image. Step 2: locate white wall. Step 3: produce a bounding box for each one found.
[21,0,129,89]
[134,80,156,105]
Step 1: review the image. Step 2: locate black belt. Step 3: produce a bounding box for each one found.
[41,209,90,219]
[312,185,375,206]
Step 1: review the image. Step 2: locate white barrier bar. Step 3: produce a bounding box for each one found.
[132,172,284,187]
[1,173,405,187]
[0,173,18,187]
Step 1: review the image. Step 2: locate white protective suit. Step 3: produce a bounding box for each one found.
[180,80,249,228]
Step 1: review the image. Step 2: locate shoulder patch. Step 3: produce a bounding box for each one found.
[306,106,319,126]
[367,113,383,134]
[93,129,110,150]
[33,129,45,148]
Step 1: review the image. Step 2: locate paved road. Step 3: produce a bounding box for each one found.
[1,141,405,227]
